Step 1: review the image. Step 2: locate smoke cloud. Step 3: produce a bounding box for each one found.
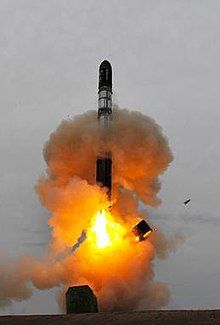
[0,106,178,311]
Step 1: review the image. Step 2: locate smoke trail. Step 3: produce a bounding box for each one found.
[0,259,32,307]
[0,106,178,311]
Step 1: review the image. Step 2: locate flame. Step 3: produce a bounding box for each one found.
[144,230,152,239]
[136,230,152,242]
[88,209,126,250]
[91,210,110,248]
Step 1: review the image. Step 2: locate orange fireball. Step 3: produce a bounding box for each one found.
[87,209,126,250]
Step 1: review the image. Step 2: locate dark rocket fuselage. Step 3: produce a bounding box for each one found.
[96,60,113,197]
[95,61,153,241]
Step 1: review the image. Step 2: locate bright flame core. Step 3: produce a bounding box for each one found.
[91,210,110,248]
[88,209,126,249]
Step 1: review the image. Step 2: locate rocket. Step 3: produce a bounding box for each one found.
[96,60,113,198]
[96,61,152,241]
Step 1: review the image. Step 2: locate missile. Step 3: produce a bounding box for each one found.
[96,62,153,242]
[98,60,112,118]
[96,60,113,197]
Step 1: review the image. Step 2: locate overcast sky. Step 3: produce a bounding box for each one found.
[0,0,219,314]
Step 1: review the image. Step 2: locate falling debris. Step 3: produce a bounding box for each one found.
[132,219,152,242]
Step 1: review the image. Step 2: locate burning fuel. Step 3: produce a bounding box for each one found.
[0,61,184,312]
[88,209,126,249]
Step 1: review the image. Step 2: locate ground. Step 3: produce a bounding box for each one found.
[0,310,219,325]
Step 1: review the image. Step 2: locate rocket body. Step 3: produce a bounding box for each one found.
[98,60,112,120]
[96,61,153,241]
[96,60,113,197]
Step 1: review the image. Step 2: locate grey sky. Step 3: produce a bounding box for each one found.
[0,0,219,314]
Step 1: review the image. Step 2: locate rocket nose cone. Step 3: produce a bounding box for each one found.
[98,60,112,90]
[99,60,112,70]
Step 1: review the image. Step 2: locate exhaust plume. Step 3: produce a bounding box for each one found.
[0,106,177,311]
